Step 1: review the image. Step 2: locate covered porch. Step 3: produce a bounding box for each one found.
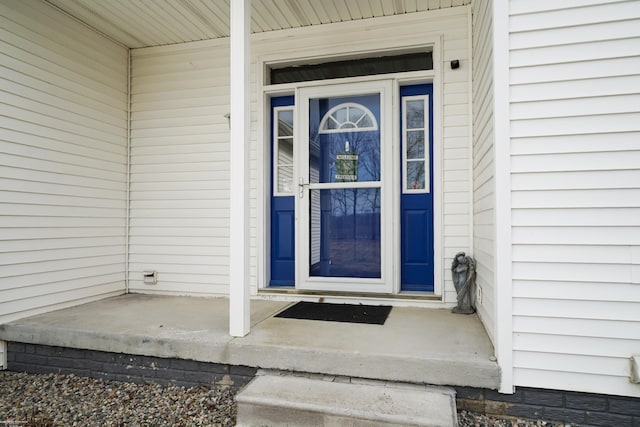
[0,294,499,389]
[0,0,508,400]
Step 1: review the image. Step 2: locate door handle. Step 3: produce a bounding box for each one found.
[298,177,309,198]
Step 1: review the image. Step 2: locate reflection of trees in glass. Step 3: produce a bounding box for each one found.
[407,161,425,190]
[315,131,380,219]
[406,100,424,129]
[323,131,380,182]
[308,97,383,276]
[309,127,381,218]
[324,189,381,268]
[311,188,381,277]
[329,187,380,218]
[404,99,426,190]
[308,97,383,219]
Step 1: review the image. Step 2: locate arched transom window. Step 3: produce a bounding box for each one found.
[318,102,378,134]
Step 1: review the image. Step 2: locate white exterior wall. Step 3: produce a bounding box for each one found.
[472,0,496,343]
[0,2,129,323]
[254,7,473,302]
[128,7,472,302]
[129,40,231,295]
[508,0,640,397]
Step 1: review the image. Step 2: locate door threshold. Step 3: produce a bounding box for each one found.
[257,288,442,302]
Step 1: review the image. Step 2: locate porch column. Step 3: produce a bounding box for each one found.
[229,0,251,337]
[0,340,6,370]
[493,0,514,393]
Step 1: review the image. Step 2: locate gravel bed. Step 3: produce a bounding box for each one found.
[2,371,575,426]
[457,410,575,427]
[1,371,236,426]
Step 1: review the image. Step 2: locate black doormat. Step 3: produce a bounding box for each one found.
[275,301,392,325]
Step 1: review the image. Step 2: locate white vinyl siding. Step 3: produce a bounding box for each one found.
[0,2,128,323]
[471,0,495,343]
[257,6,472,302]
[128,40,231,296]
[509,0,640,397]
[127,7,472,301]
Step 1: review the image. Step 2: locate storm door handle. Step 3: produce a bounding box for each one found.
[298,177,309,198]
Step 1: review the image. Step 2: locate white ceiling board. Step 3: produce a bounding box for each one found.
[44,0,471,48]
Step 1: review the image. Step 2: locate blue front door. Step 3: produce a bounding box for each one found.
[269,96,295,287]
[400,84,434,292]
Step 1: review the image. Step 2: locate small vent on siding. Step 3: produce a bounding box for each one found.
[631,355,640,384]
[143,271,158,285]
[268,51,433,85]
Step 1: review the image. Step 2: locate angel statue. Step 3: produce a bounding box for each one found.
[451,252,476,314]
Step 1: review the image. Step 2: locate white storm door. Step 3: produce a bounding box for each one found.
[296,81,393,293]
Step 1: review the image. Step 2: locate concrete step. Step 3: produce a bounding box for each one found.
[236,372,458,427]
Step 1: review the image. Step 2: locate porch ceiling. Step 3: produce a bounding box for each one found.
[44,0,471,48]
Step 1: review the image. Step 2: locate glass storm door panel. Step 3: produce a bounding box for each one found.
[297,82,392,293]
[309,94,381,279]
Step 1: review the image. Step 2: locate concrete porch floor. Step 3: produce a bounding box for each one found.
[0,294,500,389]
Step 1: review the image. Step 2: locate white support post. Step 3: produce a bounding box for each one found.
[493,0,514,394]
[0,340,7,370]
[229,0,251,337]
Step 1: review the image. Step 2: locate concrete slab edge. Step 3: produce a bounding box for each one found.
[228,343,500,389]
[237,375,457,427]
[0,325,230,363]
[239,399,454,427]
[0,323,499,389]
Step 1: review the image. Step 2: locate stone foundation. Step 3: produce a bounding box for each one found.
[7,342,255,389]
[456,386,640,427]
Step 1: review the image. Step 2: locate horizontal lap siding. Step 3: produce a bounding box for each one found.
[509,0,640,397]
[0,2,128,323]
[254,7,471,301]
[129,7,471,299]
[472,0,495,342]
[129,41,231,296]
[436,10,472,303]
